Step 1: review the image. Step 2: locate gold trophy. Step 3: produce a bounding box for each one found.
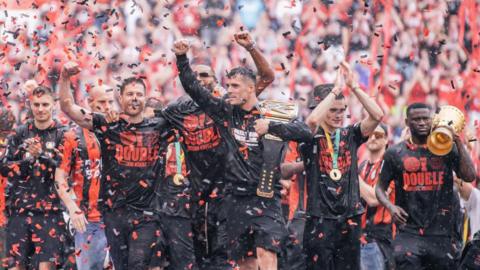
[427,105,465,156]
[256,100,298,198]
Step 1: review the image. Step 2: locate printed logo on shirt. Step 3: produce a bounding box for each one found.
[233,128,258,147]
[402,156,445,191]
[182,113,221,151]
[317,136,352,175]
[115,131,160,167]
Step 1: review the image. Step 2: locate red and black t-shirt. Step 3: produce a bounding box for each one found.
[92,113,171,211]
[60,126,102,222]
[359,159,395,243]
[161,96,227,199]
[300,124,367,219]
[176,54,312,197]
[379,141,461,236]
[1,120,67,214]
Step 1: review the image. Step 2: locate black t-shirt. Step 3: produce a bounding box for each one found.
[379,141,461,236]
[2,120,66,213]
[176,54,312,197]
[92,113,171,211]
[300,124,367,219]
[161,96,227,199]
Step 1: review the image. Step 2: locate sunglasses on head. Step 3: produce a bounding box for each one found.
[372,132,386,139]
[196,72,212,78]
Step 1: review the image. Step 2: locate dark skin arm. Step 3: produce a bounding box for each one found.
[375,180,408,225]
[233,32,275,95]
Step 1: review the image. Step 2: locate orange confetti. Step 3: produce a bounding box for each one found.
[132,231,138,240]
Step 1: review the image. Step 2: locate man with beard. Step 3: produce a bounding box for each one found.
[376,103,476,270]
[55,84,115,270]
[172,39,312,270]
[301,63,384,270]
[59,63,171,270]
[162,31,274,269]
[358,124,395,270]
[1,86,70,270]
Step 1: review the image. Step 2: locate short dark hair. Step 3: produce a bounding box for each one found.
[378,123,388,136]
[31,85,55,98]
[119,77,147,95]
[308,83,344,109]
[226,67,256,84]
[406,103,431,118]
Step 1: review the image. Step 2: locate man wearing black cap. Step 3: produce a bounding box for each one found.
[301,62,384,269]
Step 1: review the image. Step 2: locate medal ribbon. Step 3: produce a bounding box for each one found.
[324,128,340,171]
[174,142,182,175]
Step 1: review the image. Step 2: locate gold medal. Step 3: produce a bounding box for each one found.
[329,169,342,181]
[173,174,185,186]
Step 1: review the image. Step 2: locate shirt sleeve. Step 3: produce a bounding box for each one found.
[465,188,480,217]
[350,122,369,147]
[268,119,313,143]
[379,148,396,190]
[59,130,78,175]
[92,113,108,138]
[176,54,230,123]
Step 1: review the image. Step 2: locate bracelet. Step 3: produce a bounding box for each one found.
[245,42,256,51]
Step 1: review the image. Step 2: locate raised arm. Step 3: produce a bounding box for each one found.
[59,62,94,130]
[342,61,384,137]
[305,69,342,132]
[234,31,275,95]
[172,40,228,121]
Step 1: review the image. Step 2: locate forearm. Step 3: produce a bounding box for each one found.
[268,121,313,142]
[375,183,395,210]
[352,87,384,122]
[456,141,476,182]
[59,75,93,129]
[305,90,338,130]
[359,179,379,207]
[248,47,274,95]
[54,169,79,213]
[281,161,304,179]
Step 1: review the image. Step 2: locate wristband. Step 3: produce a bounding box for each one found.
[246,42,256,51]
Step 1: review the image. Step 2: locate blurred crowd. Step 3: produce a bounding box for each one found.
[0,0,479,158]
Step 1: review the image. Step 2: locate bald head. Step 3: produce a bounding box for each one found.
[192,65,217,92]
[88,84,115,113]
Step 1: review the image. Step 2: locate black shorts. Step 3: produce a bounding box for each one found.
[157,214,198,270]
[6,212,67,268]
[459,231,480,270]
[224,194,287,262]
[392,232,455,270]
[191,196,230,270]
[303,215,361,270]
[104,208,166,270]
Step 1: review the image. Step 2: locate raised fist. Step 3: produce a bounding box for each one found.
[62,62,80,78]
[172,40,190,56]
[234,31,254,49]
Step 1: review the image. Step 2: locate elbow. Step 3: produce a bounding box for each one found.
[367,199,380,207]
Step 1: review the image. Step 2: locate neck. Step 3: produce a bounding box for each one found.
[128,113,144,124]
[411,135,428,145]
[34,119,53,130]
[368,149,385,163]
[241,97,257,112]
[321,122,336,133]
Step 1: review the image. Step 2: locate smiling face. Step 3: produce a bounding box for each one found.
[119,82,146,117]
[406,108,432,138]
